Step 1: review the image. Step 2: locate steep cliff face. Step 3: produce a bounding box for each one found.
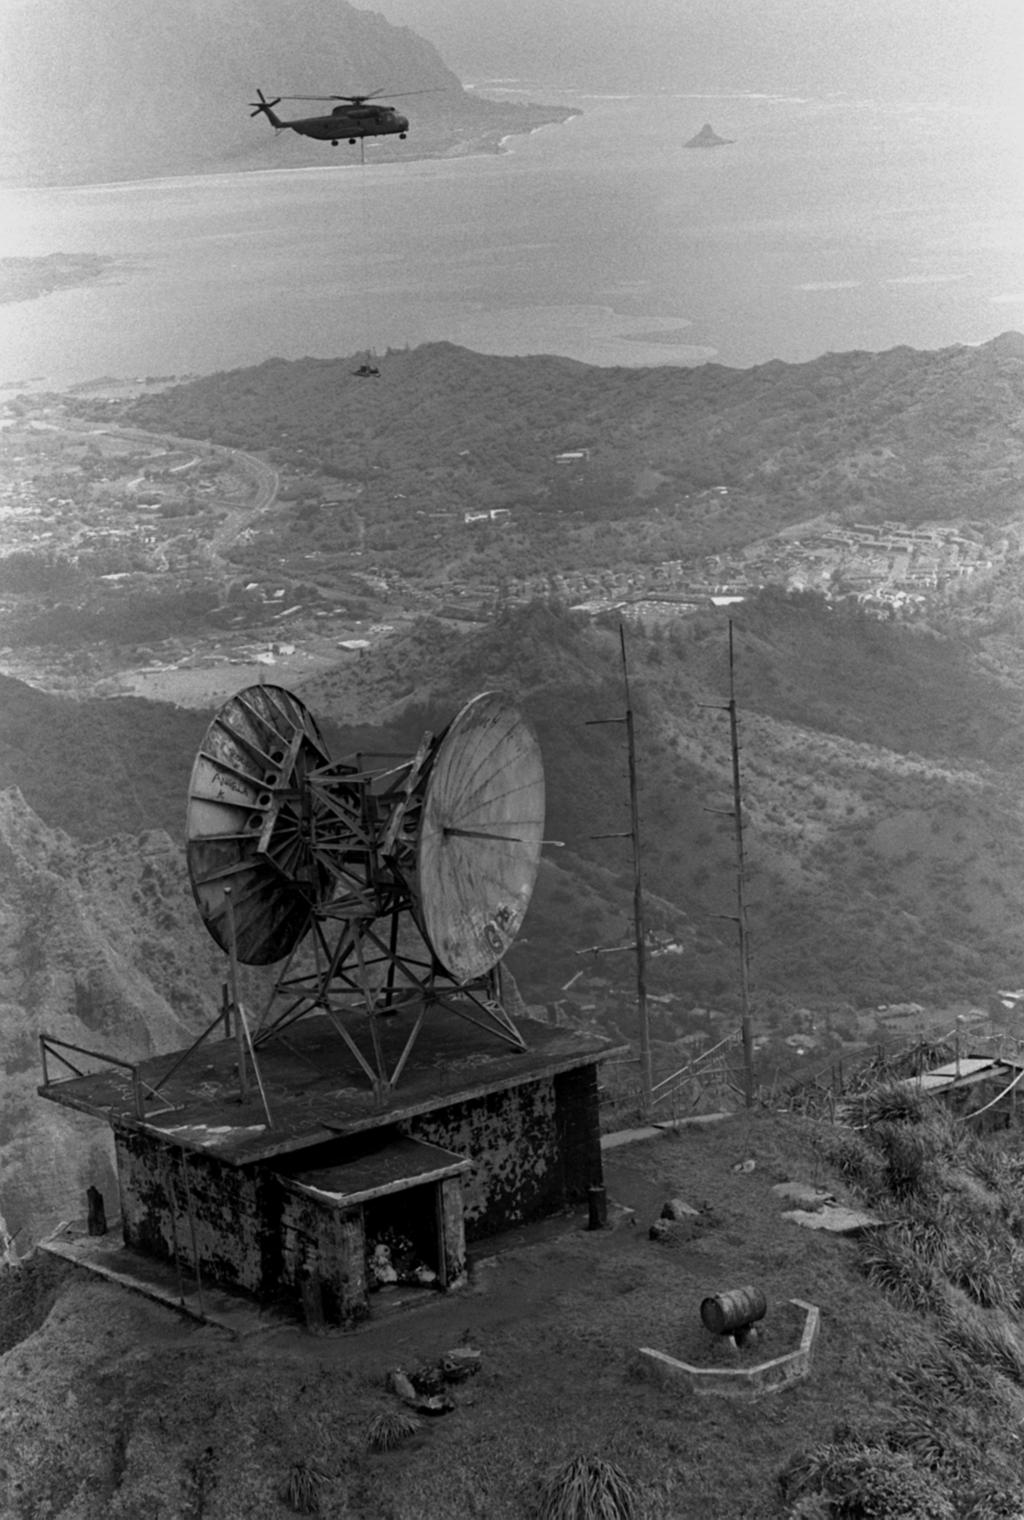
[0,789,227,1244]
[0,0,566,185]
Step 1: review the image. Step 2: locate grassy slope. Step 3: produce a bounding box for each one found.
[0,1112,945,1519]
[6,1099,1024,1518]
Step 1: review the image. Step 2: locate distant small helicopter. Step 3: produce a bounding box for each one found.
[249,88,431,147]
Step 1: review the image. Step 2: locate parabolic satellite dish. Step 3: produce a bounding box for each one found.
[185,685,544,1079]
[418,693,545,981]
[185,684,332,965]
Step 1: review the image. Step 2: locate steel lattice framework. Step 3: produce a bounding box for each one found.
[185,685,545,1097]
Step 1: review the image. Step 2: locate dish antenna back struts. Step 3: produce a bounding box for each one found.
[186,686,545,1098]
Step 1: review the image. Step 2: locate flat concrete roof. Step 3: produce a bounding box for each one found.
[276,1135,471,1208]
[39,1003,626,1167]
[904,1055,1024,1093]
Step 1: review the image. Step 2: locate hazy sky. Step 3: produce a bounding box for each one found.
[369,0,1024,102]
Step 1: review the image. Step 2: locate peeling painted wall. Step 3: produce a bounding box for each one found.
[116,1126,372,1319]
[115,1125,271,1294]
[405,1080,556,1238]
[405,1066,603,1240]
[279,1188,367,1322]
[112,1060,604,1314]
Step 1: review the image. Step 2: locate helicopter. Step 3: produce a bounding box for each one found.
[248,88,429,146]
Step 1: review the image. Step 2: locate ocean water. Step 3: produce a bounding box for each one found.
[0,85,1022,386]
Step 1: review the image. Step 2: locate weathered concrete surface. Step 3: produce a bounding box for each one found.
[407,1065,603,1240]
[639,1299,820,1399]
[781,1205,883,1235]
[109,1060,606,1320]
[771,1181,836,1210]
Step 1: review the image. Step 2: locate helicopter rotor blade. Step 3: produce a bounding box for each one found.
[276,88,442,105]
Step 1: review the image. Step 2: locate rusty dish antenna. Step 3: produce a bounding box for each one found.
[186,685,544,1095]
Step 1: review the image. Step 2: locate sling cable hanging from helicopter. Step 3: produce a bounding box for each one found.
[353,130,380,378]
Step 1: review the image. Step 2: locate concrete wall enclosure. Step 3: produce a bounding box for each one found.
[108,1059,607,1324]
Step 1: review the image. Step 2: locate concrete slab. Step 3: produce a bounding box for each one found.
[601,1114,730,1150]
[40,1221,297,1336]
[639,1299,820,1399]
[781,1204,883,1235]
[39,1007,627,1167]
[771,1182,836,1210]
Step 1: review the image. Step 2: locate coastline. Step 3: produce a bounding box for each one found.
[0,253,118,307]
[0,103,578,194]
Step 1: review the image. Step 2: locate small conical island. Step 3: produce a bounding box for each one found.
[684,122,734,148]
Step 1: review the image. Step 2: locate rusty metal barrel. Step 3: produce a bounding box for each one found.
[700,1286,767,1336]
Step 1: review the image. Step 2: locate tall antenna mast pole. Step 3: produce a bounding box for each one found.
[727,620,755,1107]
[620,624,652,1118]
[584,622,652,1118]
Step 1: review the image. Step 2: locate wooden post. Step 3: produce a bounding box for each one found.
[587,1185,608,1231]
[86,1186,107,1236]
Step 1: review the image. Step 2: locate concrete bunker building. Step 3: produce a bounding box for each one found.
[39,685,623,1325]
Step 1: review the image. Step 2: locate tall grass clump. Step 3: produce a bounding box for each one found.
[283,1461,328,1516]
[366,1409,420,1452]
[811,1126,885,1200]
[873,1121,935,1200]
[860,1222,947,1314]
[786,1077,1024,1518]
[939,1297,1024,1387]
[533,1455,643,1520]
[856,1079,927,1130]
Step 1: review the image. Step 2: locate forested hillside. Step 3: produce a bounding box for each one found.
[4,596,1024,1047]
[122,335,1024,548]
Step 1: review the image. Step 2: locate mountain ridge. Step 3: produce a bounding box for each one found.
[0,0,572,186]
[120,333,1024,531]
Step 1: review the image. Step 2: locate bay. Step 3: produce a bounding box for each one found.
[0,84,1022,387]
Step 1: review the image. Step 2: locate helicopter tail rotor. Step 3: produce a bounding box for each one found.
[249,89,283,124]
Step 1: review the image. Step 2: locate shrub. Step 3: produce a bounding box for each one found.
[781,1437,954,1520]
[0,1255,70,1355]
[533,1455,643,1520]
